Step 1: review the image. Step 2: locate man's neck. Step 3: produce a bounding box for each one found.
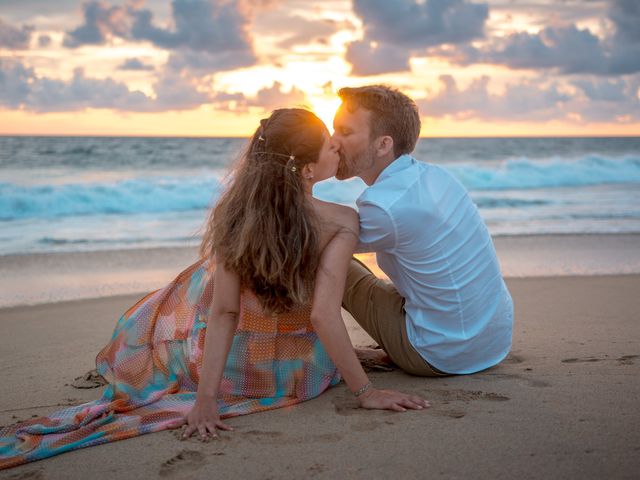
[361,154,398,186]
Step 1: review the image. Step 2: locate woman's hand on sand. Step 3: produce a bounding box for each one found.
[357,388,429,412]
[178,397,233,442]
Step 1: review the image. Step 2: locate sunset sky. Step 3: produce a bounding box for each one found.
[1,0,639,137]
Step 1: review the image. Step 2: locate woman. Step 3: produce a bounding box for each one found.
[0,109,427,470]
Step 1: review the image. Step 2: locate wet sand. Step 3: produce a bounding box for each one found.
[2,233,640,308]
[1,274,639,479]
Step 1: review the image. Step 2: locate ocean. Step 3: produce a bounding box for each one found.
[1,136,639,256]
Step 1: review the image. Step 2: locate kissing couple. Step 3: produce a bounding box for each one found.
[0,85,513,469]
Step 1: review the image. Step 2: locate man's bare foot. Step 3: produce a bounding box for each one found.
[355,347,396,372]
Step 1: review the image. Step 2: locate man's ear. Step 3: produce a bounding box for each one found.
[376,135,394,157]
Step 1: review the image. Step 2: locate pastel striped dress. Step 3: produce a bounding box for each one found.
[0,258,341,470]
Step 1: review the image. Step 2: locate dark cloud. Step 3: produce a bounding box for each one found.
[166,48,256,73]
[130,0,251,52]
[63,2,129,47]
[418,75,571,121]
[353,0,488,49]
[416,74,640,123]
[482,25,605,73]
[37,34,52,47]
[345,41,410,76]
[437,0,640,75]
[64,0,257,73]
[0,57,211,112]
[346,0,489,75]
[570,76,640,122]
[118,57,155,71]
[149,70,212,110]
[0,59,33,108]
[571,78,629,102]
[0,17,35,49]
[610,0,640,44]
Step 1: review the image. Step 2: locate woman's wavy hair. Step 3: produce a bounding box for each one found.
[200,108,326,313]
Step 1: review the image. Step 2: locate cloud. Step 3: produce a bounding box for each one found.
[63,1,130,47]
[417,75,571,121]
[37,34,52,47]
[436,0,640,75]
[247,81,306,110]
[345,0,489,75]
[118,57,155,71]
[149,70,212,110]
[0,17,35,49]
[416,74,640,123]
[130,0,251,52]
[482,25,605,74]
[212,81,307,112]
[345,41,410,76]
[273,16,345,49]
[64,0,257,73]
[569,76,640,122]
[166,48,256,73]
[0,57,211,112]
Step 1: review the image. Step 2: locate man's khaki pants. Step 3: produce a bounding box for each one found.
[342,257,449,377]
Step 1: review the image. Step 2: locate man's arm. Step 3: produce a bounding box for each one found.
[355,201,397,253]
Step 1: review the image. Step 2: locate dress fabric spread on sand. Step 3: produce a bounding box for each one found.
[0,258,341,470]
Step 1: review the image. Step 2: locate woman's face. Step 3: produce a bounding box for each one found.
[311,129,340,182]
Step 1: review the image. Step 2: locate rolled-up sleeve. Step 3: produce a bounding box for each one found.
[355,201,397,253]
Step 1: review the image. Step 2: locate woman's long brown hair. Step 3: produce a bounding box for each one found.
[200,108,326,313]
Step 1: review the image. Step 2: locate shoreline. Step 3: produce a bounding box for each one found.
[1,233,640,309]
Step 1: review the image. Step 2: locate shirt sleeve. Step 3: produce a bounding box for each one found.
[355,201,397,253]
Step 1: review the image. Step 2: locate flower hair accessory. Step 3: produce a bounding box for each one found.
[252,151,297,172]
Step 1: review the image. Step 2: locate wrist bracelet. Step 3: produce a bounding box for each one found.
[353,381,372,398]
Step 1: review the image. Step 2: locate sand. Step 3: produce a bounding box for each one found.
[1,274,639,479]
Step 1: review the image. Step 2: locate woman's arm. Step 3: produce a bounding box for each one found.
[179,257,241,441]
[310,211,429,412]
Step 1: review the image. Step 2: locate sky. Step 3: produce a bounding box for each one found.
[0,0,639,137]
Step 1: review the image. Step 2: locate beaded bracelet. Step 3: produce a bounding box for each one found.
[353,381,372,398]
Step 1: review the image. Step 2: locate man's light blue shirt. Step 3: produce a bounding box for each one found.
[356,154,513,374]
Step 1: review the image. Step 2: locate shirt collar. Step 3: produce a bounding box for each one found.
[373,154,414,185]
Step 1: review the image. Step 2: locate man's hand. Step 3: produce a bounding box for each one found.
[357,388,429,412]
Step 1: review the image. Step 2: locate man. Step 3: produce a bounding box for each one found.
[332,85,513,376]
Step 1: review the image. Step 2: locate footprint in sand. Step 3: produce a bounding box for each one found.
[350,420,381,432]
[71,369,108,389]
[308,463,327,477]
[159,450,206,477]
[332,396,361,416]
[430,389,510,403]
[561,354,638,365]
[243,430,284,439]
[438,409,466,419]
[4,469,44,480]
[502,353,525,365]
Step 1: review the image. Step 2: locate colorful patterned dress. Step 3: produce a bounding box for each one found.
[0,258,341,470]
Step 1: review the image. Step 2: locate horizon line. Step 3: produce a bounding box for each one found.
[1,133,639,139]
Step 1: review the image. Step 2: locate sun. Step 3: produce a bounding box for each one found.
[309,96,342,133]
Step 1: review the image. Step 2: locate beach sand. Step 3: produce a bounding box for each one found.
[1,242,639,478]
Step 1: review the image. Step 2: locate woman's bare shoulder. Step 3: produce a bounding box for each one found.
[312,199,359,233]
